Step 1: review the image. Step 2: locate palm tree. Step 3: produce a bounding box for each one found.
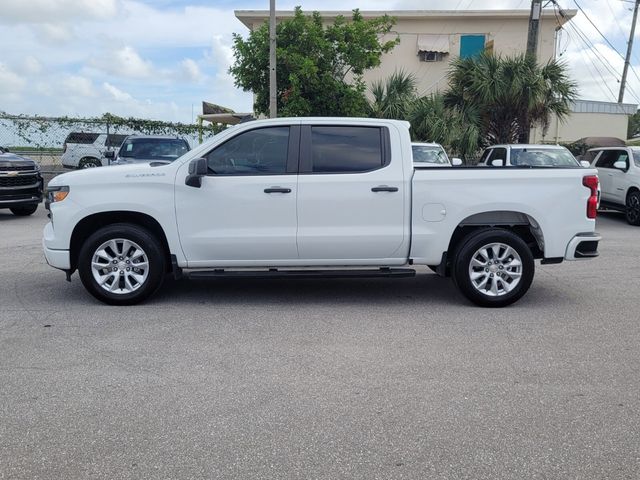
[368,70,417,119]
[444,53,578,144]
[409,94,480,160]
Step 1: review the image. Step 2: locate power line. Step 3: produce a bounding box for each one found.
[553,0,640,102]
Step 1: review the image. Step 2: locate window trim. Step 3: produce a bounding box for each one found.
[298,125,391,175]
[202,125,299,177]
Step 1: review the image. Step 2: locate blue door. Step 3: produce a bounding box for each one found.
[460,35,485,58]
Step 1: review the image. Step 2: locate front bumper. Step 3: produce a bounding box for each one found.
[0,175,44,207]
[43,222,70,270]
[565,232,601,260]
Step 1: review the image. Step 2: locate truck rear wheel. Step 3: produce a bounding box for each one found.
[452,229,534,308]
[78,223,165,305]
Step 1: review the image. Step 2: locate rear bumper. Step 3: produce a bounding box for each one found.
[565,232,601,260]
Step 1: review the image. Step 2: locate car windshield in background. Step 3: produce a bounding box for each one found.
[120,138,189,161]
[631,149,640,167]
[510,148,579,167]
[412,146,449,164]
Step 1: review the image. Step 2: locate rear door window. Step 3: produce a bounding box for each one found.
[64,132,100,144]
[303,126,388,173]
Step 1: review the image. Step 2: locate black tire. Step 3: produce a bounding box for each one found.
[10,205,38,216]
[625,190,640,226]
[79,157,101,169]
[452,228,534,308]
[78,223,165,305]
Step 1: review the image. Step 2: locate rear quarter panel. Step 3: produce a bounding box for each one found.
[410,167,597,264]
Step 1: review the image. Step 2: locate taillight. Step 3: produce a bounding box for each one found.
[583,175,599,219]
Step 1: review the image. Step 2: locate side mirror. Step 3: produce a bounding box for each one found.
[185,157,208,188]
[491,159,504,167]
[613,160,627,170]
[580,160,591,168]
[451,158,463,166]
[104,151,115,159]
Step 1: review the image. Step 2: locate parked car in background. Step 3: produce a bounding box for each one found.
[105,135,190,165]
[478,144,582,168]
[0,147,43,216]
[589,146,640,225]
[61,132,128,169]
[411,143,462,166]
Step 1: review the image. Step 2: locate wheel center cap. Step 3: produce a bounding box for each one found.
[118,261,127,270]
[489,264,499,273]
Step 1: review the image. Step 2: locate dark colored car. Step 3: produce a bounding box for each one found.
[105,135,191,165]
[0,147,44,216]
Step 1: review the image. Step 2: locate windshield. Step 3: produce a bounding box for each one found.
[632,149,640,168]
[412,145,449,165]
[119,138,189,161]
[510,147,579,167]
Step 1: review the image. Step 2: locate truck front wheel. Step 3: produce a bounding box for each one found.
[10,205,38,216]
[78,223,165,305]
[452,229,534,308]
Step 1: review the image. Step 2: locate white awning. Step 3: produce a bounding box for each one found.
[417,34,450,53]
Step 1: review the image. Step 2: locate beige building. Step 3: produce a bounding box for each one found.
[235,9,636,142]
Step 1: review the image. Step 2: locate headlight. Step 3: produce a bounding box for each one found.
[46,186,69,206]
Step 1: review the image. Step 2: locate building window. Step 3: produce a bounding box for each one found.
[460,35,486,58]
[416,34,449,63]
[419,51,446,62]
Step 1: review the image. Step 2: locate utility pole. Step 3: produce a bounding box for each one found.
[526,0,542,61]
[619,0,640,103]
[269,0,277,118]
[522,0,542,143]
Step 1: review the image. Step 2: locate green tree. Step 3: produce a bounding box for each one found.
[369,69,417,119]
[229,7,398,117]
[444,53,578,144]
[409,94,480,160]
[366,70,479,159]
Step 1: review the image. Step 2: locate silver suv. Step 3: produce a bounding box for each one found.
[588,146,640,225]
[106,135,191,165]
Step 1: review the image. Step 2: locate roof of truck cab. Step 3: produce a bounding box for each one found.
[489,144,565,149]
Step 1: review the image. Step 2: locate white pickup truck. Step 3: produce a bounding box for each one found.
[43,118,601,307]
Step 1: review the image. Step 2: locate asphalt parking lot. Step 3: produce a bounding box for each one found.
[1,206,639,480]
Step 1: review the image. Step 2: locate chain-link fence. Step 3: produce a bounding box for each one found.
[0,113,223,172]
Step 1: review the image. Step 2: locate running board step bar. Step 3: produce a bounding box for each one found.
[186,268,416,280]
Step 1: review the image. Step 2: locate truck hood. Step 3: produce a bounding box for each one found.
[48,162,174,188]
[0,152,38,169]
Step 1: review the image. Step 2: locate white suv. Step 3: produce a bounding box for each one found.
[589,146,640,225]
[61,133,127,169]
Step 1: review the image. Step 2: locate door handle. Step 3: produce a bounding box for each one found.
[264,187,291,194]
[371,186,399,192]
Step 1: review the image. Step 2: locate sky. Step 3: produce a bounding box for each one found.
[1,0,639,123]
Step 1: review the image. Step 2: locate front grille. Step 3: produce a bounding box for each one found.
[0,165,36,172]
[0,175,39,187]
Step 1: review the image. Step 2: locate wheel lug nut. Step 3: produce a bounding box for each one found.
[119,256,123,260]
[112,267,117,271]
[125,260,130,264]
[113,260,117,264]
[485,268,489,272]
[126,267,130,271]
[490,273,494,277]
